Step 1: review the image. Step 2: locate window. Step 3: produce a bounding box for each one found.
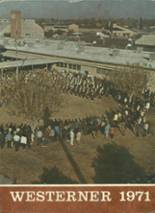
[69,64,73,69]
[77,65,81,71]
[97,68,109,75]
[73,64,77,70]
[57,62,64,67]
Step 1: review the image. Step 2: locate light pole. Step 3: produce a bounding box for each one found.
[15,38,19,80]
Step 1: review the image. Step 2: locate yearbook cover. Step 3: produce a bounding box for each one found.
[0,0,155,212]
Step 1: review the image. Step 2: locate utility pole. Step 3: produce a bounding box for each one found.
[15,38,19,80]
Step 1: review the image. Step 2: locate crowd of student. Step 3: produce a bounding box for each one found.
[0,104,153,151]
[60,71,154,138]
[0,123,32,151]
[61,71,112,100]
[0,70,154,150]
[61,71,155,107]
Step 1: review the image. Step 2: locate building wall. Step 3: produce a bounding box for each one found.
[10,11,22,39]
[3,48,155,89]
[21,19,44,39]
[55,57,111,78]
[112,30,135,38]
[136,45,155,52]
[112,24,135,38]
[2,19,44,40]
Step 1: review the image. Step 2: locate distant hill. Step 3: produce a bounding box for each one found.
[0,0,154,19]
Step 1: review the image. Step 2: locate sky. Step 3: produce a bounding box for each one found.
[0,0,154,19]
[0,0,105,1]
[1,0,90,1]
[0,0,153,2]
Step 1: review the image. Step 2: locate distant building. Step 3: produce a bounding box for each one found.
[111,24,136,38]
[0,18,9,24]
[56,25,68,32]
[0,19,9,37]
[43,24,79,36]
[43,23,68,32]
[43,25,54,32]
[135,35,155,51]
[21,19,44,39]
[10,11,22,39]
[1,18,44,40]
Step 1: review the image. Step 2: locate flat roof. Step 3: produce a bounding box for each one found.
[1,38,155,69]
[135,35,155,47]
[0,58,59,69]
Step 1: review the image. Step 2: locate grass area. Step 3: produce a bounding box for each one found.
[0,95,155,184]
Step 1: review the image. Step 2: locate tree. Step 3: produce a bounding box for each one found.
[93,143,146,183]
[109,66,148,97]
[43,107,51,127]
[1,69,65,120]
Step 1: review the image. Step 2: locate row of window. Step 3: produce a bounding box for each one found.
[96,67,110,75]
[57,63,111,75]
[57,62,81,71]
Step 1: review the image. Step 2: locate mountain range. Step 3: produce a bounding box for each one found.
[0,0,154,19]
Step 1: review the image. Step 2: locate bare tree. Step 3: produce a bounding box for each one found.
[109,66,148,97]
[1,69,65,120]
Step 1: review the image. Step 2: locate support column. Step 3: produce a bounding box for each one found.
[67,63,69,72]
[1,69,3,79]
[16,66,19,80]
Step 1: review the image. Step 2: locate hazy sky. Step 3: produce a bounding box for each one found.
[0,0,83,2]
[0,0,154,19]
[0,0,152,2]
